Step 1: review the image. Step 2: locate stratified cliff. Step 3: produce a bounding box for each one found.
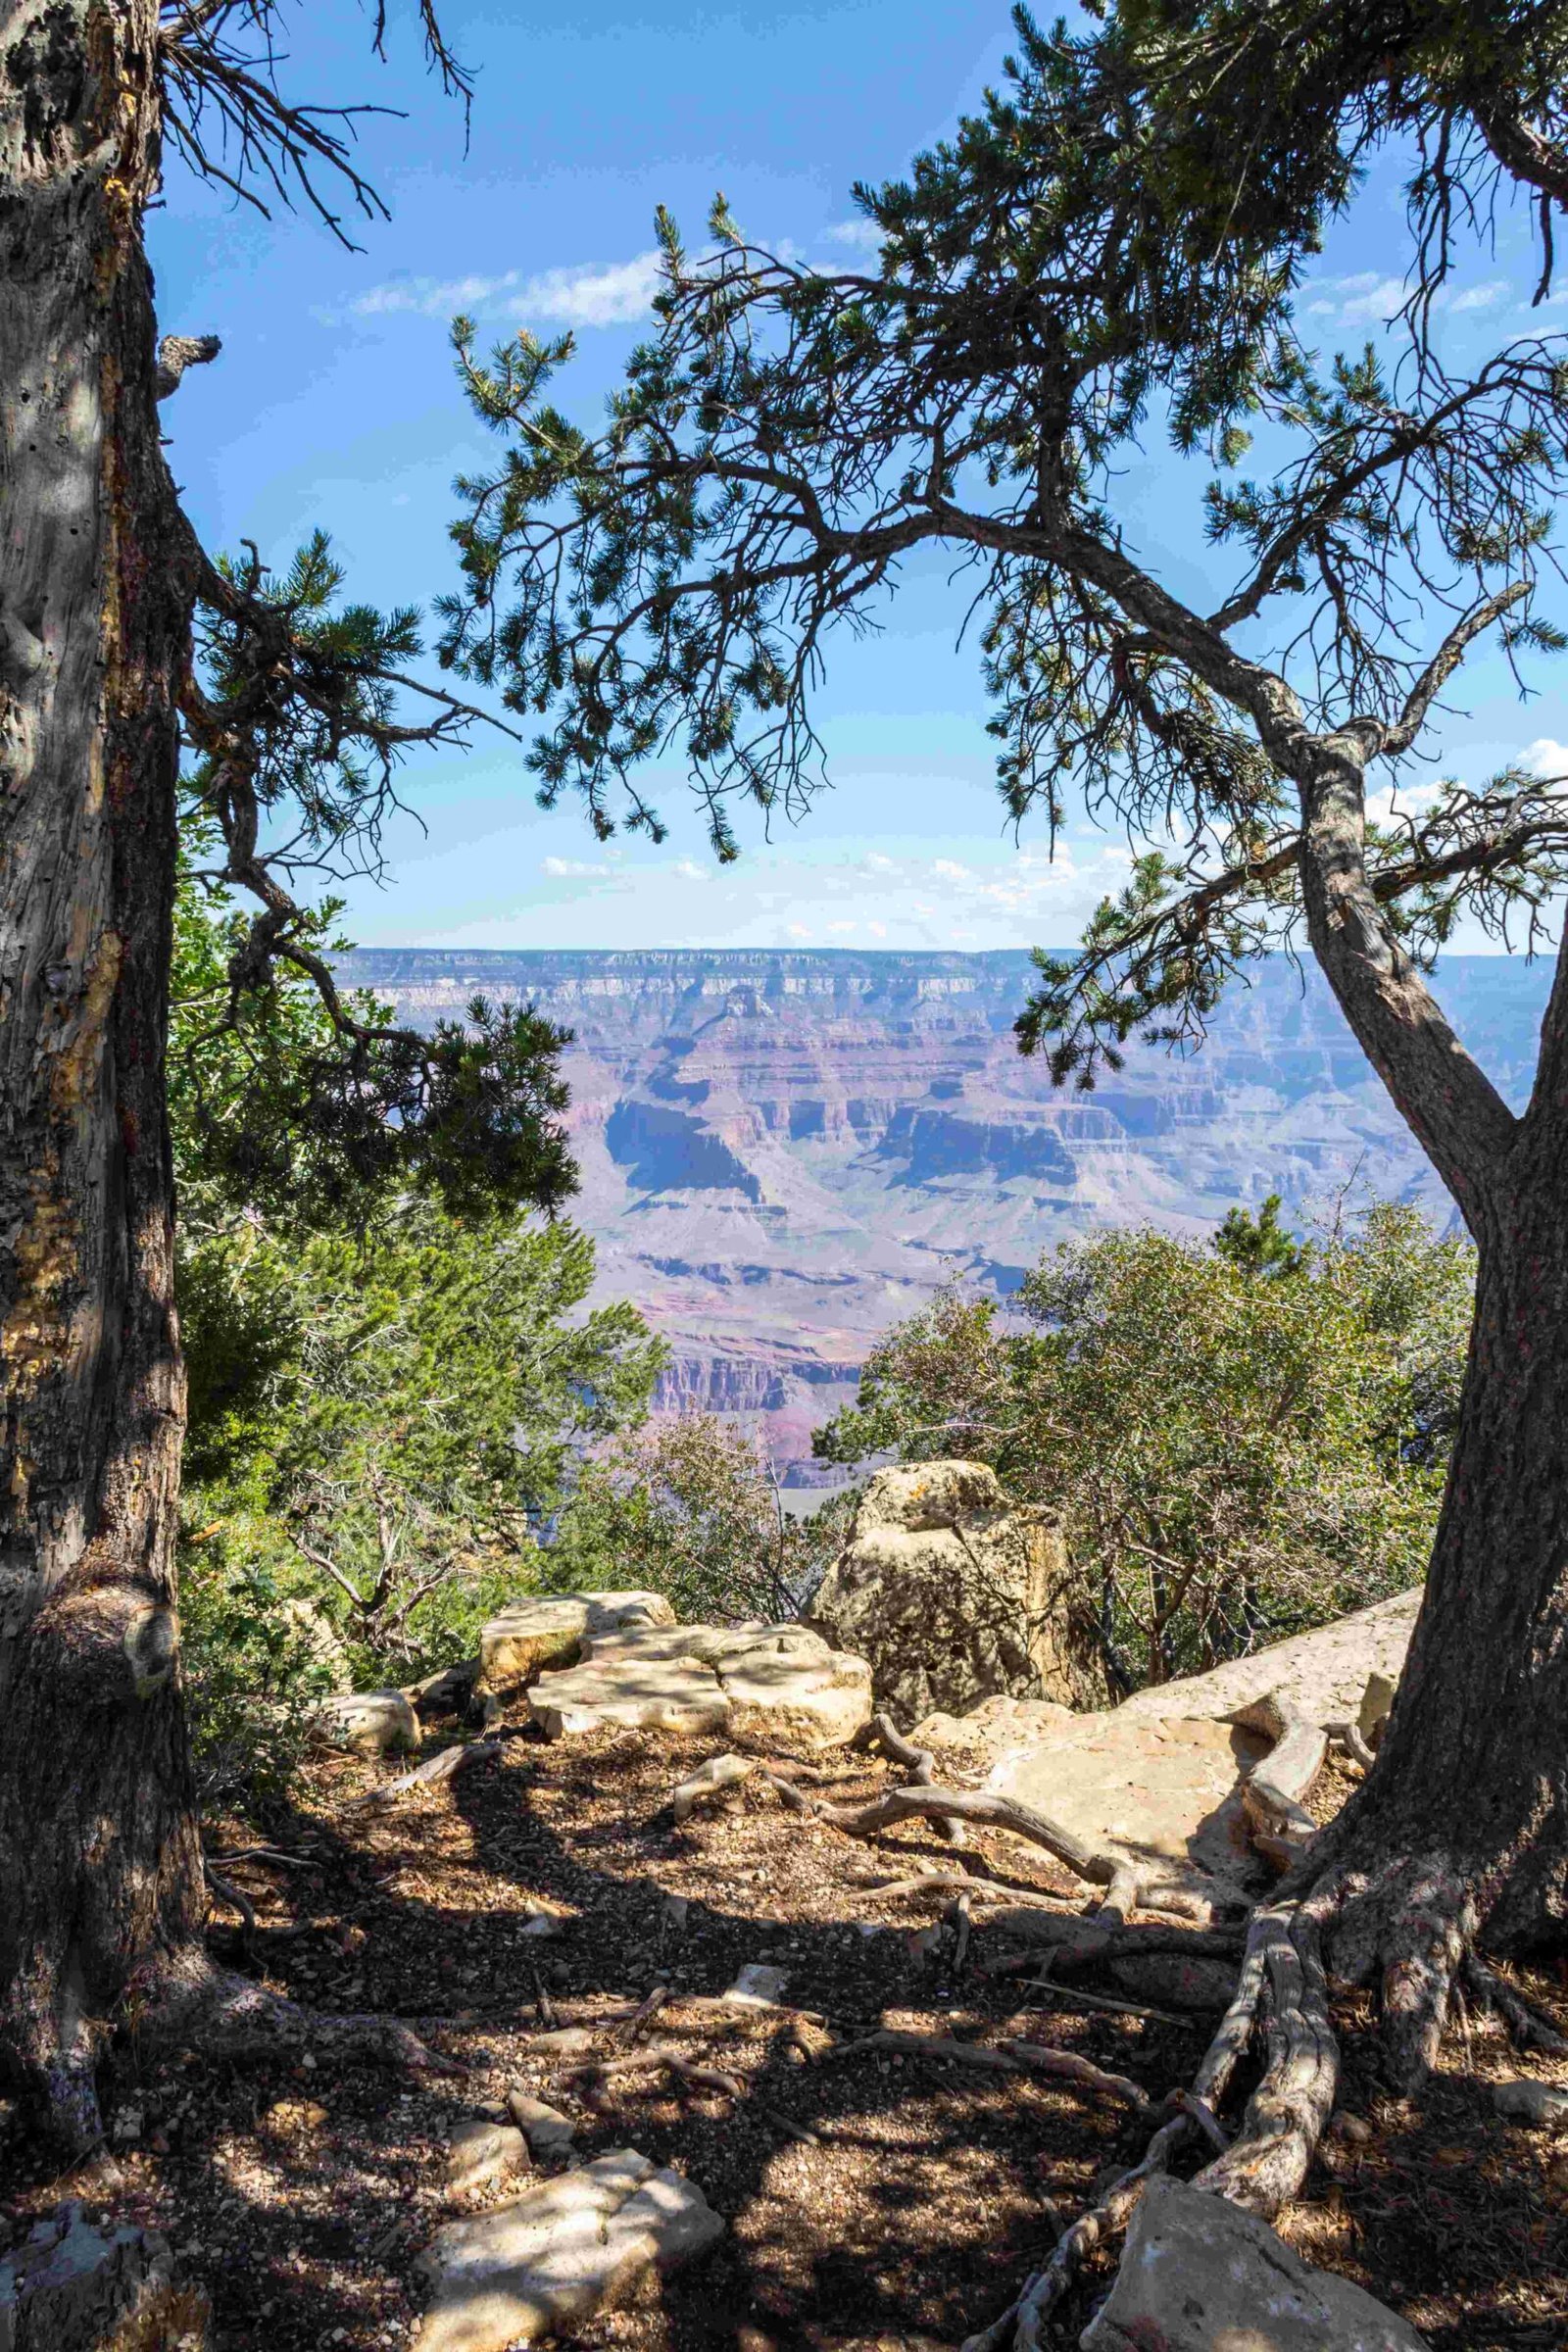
[337,948,1548,1476]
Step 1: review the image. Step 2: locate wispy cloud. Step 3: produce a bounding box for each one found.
[352,251,662,329]
[1305,271,1509,328]
[824,216,883,255]
[542,855,613,879]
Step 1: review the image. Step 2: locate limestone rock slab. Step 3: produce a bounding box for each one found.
[808,1461,1099,1724]
[479,1592,676,1695]
[1081,2174,1429,2350]
[527,1622,871,1748]
[989,1708,1269,1891]
[1112,1587,1423,1733]
[413,2145,723,2352]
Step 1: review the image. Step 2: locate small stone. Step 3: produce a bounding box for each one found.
[1330,2110,1374,2145]
[1494,2077,1568,2131]
[505,2093,578,2160]
[672,1754,756,1823]
[722,1963,790,2008]
[662,1897,689,1932]
[518,1912,561,1939]
[445,2119,530,2197]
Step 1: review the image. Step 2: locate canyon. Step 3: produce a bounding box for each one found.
[338,948,1550,1479]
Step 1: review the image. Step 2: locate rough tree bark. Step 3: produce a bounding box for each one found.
[0,0,203,2155]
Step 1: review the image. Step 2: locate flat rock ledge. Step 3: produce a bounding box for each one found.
[1082,2176,1429,2351]
[413,2146,723,2352]
[478,1592,677,1696]
[527,1621,872,1749]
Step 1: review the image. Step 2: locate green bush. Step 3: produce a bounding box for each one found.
[817,1196,1473,1693]
[553,1414,858,1624]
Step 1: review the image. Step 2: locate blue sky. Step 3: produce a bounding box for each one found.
[152,0,1568,954]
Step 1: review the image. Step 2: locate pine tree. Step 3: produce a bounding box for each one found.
[0,2,568,2155]
[430,0,1568,2253]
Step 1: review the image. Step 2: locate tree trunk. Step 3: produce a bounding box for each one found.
[0,0,201,2153]
[1316,1127,1568,1952]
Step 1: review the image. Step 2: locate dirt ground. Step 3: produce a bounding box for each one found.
[3,1727,1567,2350]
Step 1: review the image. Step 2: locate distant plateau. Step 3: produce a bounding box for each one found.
[334,947,1549,1479]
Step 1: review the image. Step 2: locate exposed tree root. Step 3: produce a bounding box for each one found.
[963,1828,1568,2350]
[762,1766,1121,1885]
[123,1947,465,2086]
[1462,1949,1568,2057]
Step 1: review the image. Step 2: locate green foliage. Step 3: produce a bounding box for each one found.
[1214,1194,1309,1281]
[171,825,661,1800]
[181,1195,664,1687]
[553,1415,858,1623]
[181,538,577,1225]
[177,1541,344,1814]
[817,1198,1473,1691]
[431,2,1568,1101]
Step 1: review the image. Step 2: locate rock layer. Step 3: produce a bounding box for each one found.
[341,947,1549,1476]
[527,1621,871,1747]
[809,1461,1097,1723]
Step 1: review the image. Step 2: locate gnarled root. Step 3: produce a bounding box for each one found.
[122,1946,465,2084]
[962,1840,1545,2349]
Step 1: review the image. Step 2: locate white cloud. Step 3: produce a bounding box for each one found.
[1449,281,1506,314]
[670,858,710,883]
[932,858,973,881]
[353,269,520,318]
[1307,272,1407,327]
[542,855,612,879]
[514,251,663,329]
[352,250,662,330]
[825,217,883,255]
[1524,737,1568,777]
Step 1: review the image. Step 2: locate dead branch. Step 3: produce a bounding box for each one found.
[821,2029,1153,2116]
[340,1739,503,1809]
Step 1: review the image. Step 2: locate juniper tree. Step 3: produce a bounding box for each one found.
[435,0,1568,2249]
[0,1,572,2155]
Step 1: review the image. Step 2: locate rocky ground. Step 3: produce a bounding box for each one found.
[5,1721,1567,2351]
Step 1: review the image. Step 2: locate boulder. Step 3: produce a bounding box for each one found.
[307,1689,420,1757]
[0,2204,209,2352]
[413,2146,723,2352]
[1081,2174,1429,2350]
[527,1621,871,1749]
[477,1591,676,1696]
[808,1461,1098,1724]
[1112,1587,1422,1735]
